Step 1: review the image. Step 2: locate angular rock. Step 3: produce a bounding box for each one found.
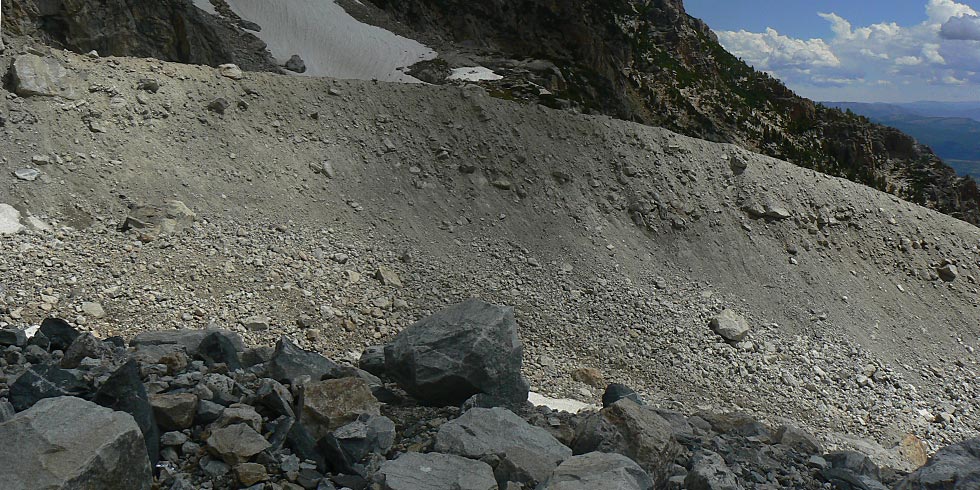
[213,403,263,431]
[0,203,25,235]
[573,399,680,486]
[538,451,654,490]
[775,424,823,455]
[131,328,245,357]
[13,168,40,181]
[61,332,113,368]
[375,267,402,287]
[300,377,380,439]
[358,345,387,377]
[81,301,106,318]
[685,450,741,490]
[93,359,160,464]
[197,331,242,370]
[384,298,529,406]
[377,452,497,490]
[435,407,571,486]
[709,309,750,342]
[256,378,295,418]
[0,400,15,423]
[267,336,354,385]
[10,54,79,98]
[120,201,196,241]
[236,462,269,486]
[0,396,151,490]
[331,414,396,463]
[0,328,28,347]
[218,64,244,79]
[9,364,89,411]
[150,393,199,430]
[207,423,271,465]
[895,438,980,490]
[39,317,81,351]
[603,383,644,408]
[938,264,959,282]
[284,54,307,73]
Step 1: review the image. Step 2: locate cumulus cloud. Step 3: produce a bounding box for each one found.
[711,0,980,101]
[941,14,980,40]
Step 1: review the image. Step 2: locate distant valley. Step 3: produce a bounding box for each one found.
[823,101,980,180]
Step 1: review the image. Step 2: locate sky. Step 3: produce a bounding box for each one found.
[683,0,980,102]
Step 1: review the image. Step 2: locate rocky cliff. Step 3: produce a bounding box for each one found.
[372,0,980,225]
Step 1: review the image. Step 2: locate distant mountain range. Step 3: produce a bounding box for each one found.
[822,101,980,180]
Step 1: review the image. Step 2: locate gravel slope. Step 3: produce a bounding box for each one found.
[1,46,979,470]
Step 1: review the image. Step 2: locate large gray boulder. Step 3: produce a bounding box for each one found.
[10,54,79,98]
[895,438,980,490]
[384,298,529,406]
[435,407,571,486]
[376,452,497,490]
[0,396,152,490]
[131,327,245,355]
[685,450,742,490]
[538,451,654,490]
[573,399,680,486]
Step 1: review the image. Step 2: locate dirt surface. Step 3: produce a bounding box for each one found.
[2,44,979,471]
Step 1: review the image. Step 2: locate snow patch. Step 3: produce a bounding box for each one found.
[221,0,436,83]
[448,66,503,82]
[528,392,595,413]
[190,0,218,16]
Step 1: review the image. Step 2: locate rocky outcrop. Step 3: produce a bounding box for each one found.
[896,438,980,490]
[5,0,277,72]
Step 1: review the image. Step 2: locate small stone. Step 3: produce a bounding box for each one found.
[571,367,605,388]
[300,377,381,439]
[150,393,199,430]
[208,98,230,114]
[937,264,958,282]
[32,154,53,165]
[207,424,271,465]
[14,168,40,181]
[375,267,403,287]
[235,463,269,486]
[161,431,189,446]
[243,315,270,331]
[284,55,307,73]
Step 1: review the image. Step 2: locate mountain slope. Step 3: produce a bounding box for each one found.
[825,101,980,180]
[371,0,980,225]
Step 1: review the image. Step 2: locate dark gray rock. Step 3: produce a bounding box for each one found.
[0,399,14,423]
[602,383,644,407]
[332,413,396,463]
[384,299,529,406]
[131,328,245,357]
[197,331,242,370]
[775,424,823,455]
[284,54,307,73]
[267,336,354,385]
[358,345,386,377]
[573,399,680,486]
[376,452,497,490]
[39,317,80,351]
[684,450,742,490]
[825,451,881,480]
[9,364,89,411]
[0,328,27,347]
[895,438,980,490]
[0,396,151,490]
[255,378,294,418]
[93,359,160,464]
[538,451,654,490]
[435,407,570,486]
[61,332,113,368]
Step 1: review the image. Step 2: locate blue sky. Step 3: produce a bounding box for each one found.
[683,0,980,102]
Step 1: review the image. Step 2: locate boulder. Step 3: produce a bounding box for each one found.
[709,310,750,342]
[358,345,387,376]
[0,396,151,490]
[300,377,380,439]
[197,331,242,370]
[685,450,741,490]
[384,298,529,406]
[131,328,245,357]
[435,407,571,486]
[775,425,823,455]
[39,317,81,351]
[207,423,271,465]
[10,54,79,98]
[267,336,355,385]
[61,333,113,368]
[120,200,196,241]
[284,54,307,73]
[538,451,654,490]
[0,203,24,235]
[0,327,28,347]
[150,393,199,430]
[329,413,396,463]
[895,438,980,490]
[602,383,644,407]
[376,452,497,490]
[573,399,680,485]
[92,359,160,464]
[9,364,89,411]
[218,64,244,79]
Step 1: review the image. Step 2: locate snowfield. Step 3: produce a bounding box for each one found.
[195,0,436,82]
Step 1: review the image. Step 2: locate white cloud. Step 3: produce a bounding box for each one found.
[711,1,980,101]
[941,14,980,40]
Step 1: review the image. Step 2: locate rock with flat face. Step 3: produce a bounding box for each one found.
[300,377,380,439]
[709,309,750,342]
[377,452,497,490]
[120,200,196,241]
[131,328,245,357]
[384,298,529,406]
[435,407,571,486]
[9,364,89,411]
[92,359,160,464]
[150,393,199,430]
[0,396,151,490]
[538,452,654,490]
[895,438,980,490]
[11,54,80,98]
[207,423,271,465]
[266,336,355,385]
[573,399,680,486]
[685,451,740,490]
